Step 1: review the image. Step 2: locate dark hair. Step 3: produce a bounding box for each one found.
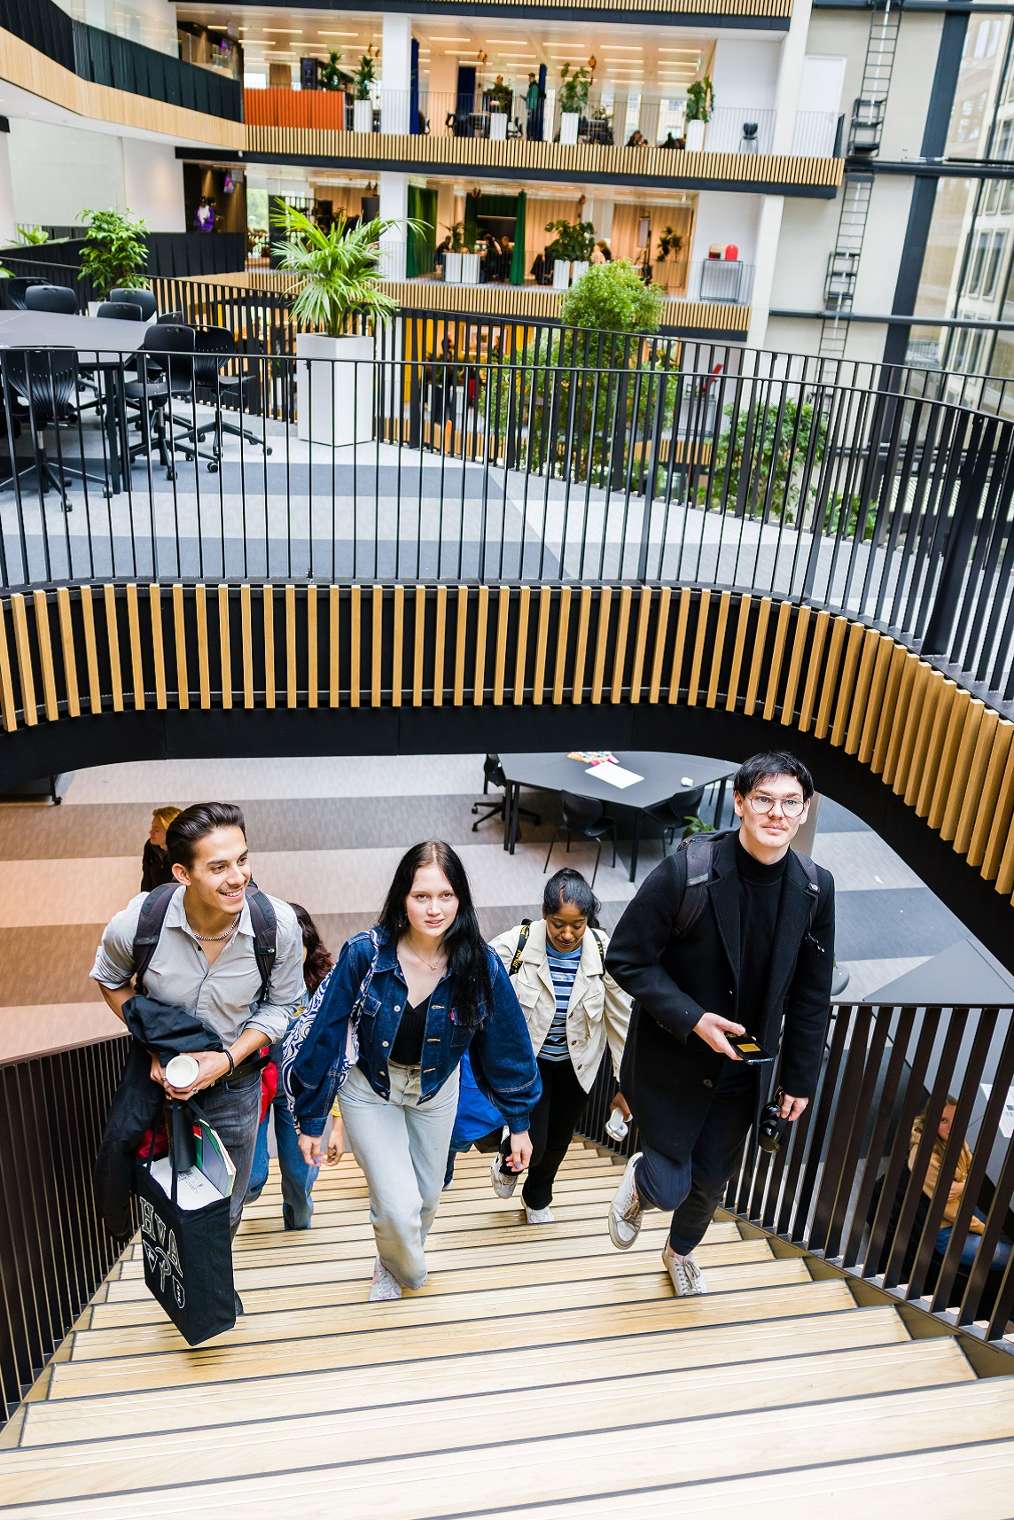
[377,841,491,1028]
[290,902,334,995]
[166,802,246,868]
[733,751,814,803]
[543,868,601,928]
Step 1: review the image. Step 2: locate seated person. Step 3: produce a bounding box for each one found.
[626,130,648,149]
[910,1097,1012,1273]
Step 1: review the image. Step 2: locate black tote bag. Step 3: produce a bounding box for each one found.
[133,1101,236,1346]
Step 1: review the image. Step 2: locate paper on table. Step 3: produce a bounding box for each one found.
[586,761,643,790]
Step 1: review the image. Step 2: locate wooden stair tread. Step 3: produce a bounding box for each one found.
[70,1258,812,1359]
[0,1340,971,1506]
[14,1305,908,1446]
[5,1381,1011,1519]
[44,1281,857,1397]
[86,1238,777,1329]
[238,1175,621,1229]
[243,1163,620,1214]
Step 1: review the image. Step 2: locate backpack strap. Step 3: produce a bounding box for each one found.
[131,883,277,1005]
[245,888,277,1007]
[589,928,606,972]
[508,920,532,977]
[795,851,821,932]
[673,833,719,938]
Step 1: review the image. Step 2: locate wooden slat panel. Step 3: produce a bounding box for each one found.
[493,587,510,706]
[610,586,632,704]
[372,585,385,709]
[881,652,920,789]
[172,583,189,711]
[0,602,17,732]
[687,588,710,707]
[668,588,692,704]
[328,586,340,709]
[306,585,317,710]
[8,596,37,726]
[218,585,233,710]
[262,584,276,710]
[856,635,895,765]
[552,586,571,706]
[285,585,298,709]
[453,587,469,707]
[628,587,653,704]
[474,585,490,706]
[102,585,124,714]
[725,593,753,713]
[742,596,772,718]
[761,598,793,722]
[953,709,1000,856]
[706,590,731,709]
[413,587,426,708]
[830,621,867,749]
[870,644,908,776]
[241,584,255,709]
[79,587,102,714]
[55,588,79,720]
[513,585,531,706]
[889,662,931,797]
[572,587,592,705]
[392,585,404,708]
[978,736,1014,882]
[779,603,810,727]
[31,591,58,723]
[915,680,958,817]
[148,585,166,710]
[648,586,672,705]
[532,587,551,706]
[590,587,613,705]
[902,672,947,810]
[349,585,361,709]
[195,584,211,709]
[813,615,849,740]
[796,609,830,733]
[935,699,983,839]
[121,585,144,713]
[432,585,447,708]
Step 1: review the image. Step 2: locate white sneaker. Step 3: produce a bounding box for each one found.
[491,1154,519,1200]
[607,1152,644,1249]
[525,1204,555,1225]
[368,1258,402,1302]
[662,1248,707,1296]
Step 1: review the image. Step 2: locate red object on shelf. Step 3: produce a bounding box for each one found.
[724,243,739,261]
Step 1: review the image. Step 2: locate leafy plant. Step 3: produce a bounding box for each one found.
[558,63,592,116]
[353,49,377,101]
[271,203,427,336]
[657,226,683,262]
[560,259,663,341]
[488,79,512,114]
[442,221,467,253]
[77,207,148,297]
[320,50,346,90]
[681,814,714,838]
[545,217,596,263]
[686,77,714,124]
[698,399,829,522]
[15,224,49,247]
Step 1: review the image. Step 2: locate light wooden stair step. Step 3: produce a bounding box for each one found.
[104,1220,731,1301]
[44,1279,857,1398]
[117,1217,743,1278]
[477,1441,1014,1520]
[5,1379,1010,1520]
[0,1339,971,1508]
[85,1237,777,1330]
[239,1172,621,1227]
[70,1257,812,1359]
[15,1304,907,1446]
[248,1147,610,1197]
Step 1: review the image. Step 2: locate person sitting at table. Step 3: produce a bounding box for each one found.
[910,1097,1012,1274]
[626,130,648,148]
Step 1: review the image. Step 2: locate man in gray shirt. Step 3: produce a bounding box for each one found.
[91,802,305,1260]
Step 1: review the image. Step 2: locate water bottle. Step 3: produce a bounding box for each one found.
[605,1107,629,1142]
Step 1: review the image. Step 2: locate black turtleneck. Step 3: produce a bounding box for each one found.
[735,833,788,1029]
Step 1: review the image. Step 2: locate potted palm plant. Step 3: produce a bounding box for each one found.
[558,63,591,145]
[545,218,595,288]
[685,77,713,152]
[78,206,148,309]
[353,49,377,133]
[442,221,465,284]
[272,204,423,447]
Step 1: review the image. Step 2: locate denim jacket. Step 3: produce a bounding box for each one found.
[290,928,541,1137]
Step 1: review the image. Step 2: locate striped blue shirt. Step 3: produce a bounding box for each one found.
[539,943,583,1062]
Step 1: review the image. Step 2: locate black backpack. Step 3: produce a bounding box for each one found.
[132,882,277,1004]
[673,830,821,938]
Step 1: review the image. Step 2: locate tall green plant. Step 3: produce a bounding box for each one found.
[686,77,714,123]
[78,208,148,297]
[544,218,595,263]
[320,50,345,89]
[558,63,592,115]
[353,50,377,100]
[271,204,426,336]
[15,225,49,247]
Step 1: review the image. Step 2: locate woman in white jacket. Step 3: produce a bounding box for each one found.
[489,868,631,1223]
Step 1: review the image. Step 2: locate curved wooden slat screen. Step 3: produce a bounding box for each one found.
[1,581,1011,903]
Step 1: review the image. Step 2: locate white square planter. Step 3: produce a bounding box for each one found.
[570,260,590,285]
[460,253,481,285]
[560,111,579,145]
[296,333,374,447]
[489,111,508,140]
[444,251,463,284]
[685,119,706,152]
[552,259,571,290]
[353,98,373,133]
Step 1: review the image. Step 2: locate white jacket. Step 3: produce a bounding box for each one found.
[490,919,631,1093]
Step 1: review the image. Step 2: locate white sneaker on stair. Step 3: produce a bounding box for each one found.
[525,1204,555,1224]
[662,1247,707,1296]
[607,1151,644,1249]
[369,1258,403,1302]
[491,1154,519,1199]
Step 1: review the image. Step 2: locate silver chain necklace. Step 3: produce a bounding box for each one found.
[187,916,239,944]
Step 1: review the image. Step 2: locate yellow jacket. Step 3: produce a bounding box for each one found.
[909,1124,986,1233]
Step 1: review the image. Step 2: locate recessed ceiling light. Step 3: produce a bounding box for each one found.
[261,28,302,34]
[601,45,643,51]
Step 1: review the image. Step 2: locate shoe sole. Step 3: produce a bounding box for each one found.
[490,1159,519,1200]
[607,1152,643,1250]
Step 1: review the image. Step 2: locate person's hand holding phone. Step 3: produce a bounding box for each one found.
[693,1012,745,1060]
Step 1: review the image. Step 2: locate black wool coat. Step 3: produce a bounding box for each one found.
[606,830,835,1159]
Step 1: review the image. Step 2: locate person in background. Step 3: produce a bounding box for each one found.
[141,806,181,892]
[291,841,541,1301]
[626,130,648,148]
[489,869,631,1223]
[910,1097,1012,1274]
[245,903,335,1229]
[590,244,606,265]
[525,72,543,140]
[596,240,612,261]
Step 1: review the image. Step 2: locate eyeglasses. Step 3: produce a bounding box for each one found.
[747,793,806,819]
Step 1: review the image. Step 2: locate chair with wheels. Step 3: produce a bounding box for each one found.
[471,753,541,834]
[123,324,206,478]
[109,287,157,320]
[646,786,706,856]
[0,346,110,509]
[175,325,272,467]
[544,791,617,889]
[24,285,78,315]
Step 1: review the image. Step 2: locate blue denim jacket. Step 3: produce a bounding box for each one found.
[290,928,541,1137]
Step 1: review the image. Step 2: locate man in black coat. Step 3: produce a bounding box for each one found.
[605,750,835,1296]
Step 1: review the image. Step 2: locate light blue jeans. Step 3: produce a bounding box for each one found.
[340,1059,460,1288]
[245,1046,320,1230]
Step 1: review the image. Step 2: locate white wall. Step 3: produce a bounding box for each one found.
[711,37,781,110]
[769,195,842,311]
[689,192,761,284]
[7,121,184,230]
[121,139,185,231]
[851,176,914,312]
[0,133,16,245]
[804,11,943,159]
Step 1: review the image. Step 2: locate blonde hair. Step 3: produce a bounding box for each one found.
[151,805,182,830]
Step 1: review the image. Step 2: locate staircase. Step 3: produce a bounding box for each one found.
[1,1142,1012,1516]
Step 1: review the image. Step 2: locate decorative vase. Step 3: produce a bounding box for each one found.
[460,252,481,285]
[296,333,374,447]
[353,98,373,133]
[552,259,571,290]
[570,260,590,285]
[560,112,579,145]
[489,111,508,141]
[444,251,463,284]
[685,119,706,152]
[725,243,739,262]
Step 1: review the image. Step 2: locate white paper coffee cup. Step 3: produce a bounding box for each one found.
[165,1053,199,1088]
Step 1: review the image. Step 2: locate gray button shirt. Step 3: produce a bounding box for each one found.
[90,888,305,1045]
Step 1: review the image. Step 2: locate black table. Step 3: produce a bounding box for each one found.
[499,749,739,882]
[0,309,149,494]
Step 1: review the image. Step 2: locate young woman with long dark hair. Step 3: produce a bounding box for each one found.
[292,841,541,1300]
[490,868,631,1222]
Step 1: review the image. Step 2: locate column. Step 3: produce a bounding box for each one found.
[0,129,16,246]
[382,13,412,134]
[121,140,186,230]
[746,195,784,349]
[771,0,813,155]
[379,169,408,279]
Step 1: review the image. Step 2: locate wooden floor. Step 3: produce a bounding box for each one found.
[2,1142,1013,1517]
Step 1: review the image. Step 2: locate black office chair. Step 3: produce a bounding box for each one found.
[110,287,157,321]
[0,346,109,509]
[741,121,759,154]
[176,325,272,465]
[158,310,185,325]
[123,324,201,479]
[544,791,617,889]
[96,301,144,321]
[24,285,78,315]
[471,752,541,833]
[646,786,706,856]
[5,277,46,311]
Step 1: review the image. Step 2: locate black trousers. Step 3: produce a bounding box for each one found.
[634,1063,758,1254]
[500,1055,588,1210]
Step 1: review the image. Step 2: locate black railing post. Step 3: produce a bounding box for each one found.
[921,412,991,657]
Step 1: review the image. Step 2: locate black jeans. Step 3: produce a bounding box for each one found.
[634,1063,758,1254]
[500,1056,588,1210]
